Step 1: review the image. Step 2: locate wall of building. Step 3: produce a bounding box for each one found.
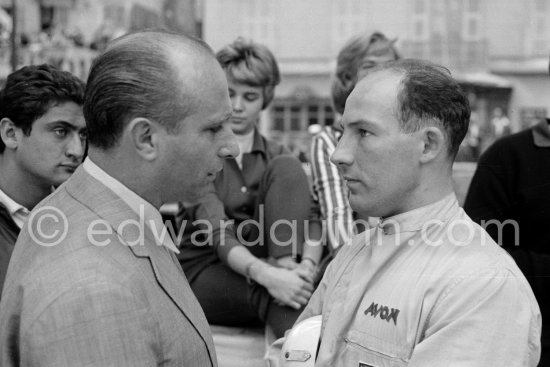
[203,0,410,102]
[66,0,164,44]
[485,0,527,58]
[203,0,550,151]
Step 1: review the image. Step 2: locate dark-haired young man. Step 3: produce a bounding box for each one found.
[292,59,541,366]
[0,64,86,294]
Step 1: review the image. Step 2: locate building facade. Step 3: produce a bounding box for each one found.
[0,0,202,80]
[1,0,548,156]
[204,0,549,157]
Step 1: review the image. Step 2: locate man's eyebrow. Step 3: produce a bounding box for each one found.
[45,120,86,131]
[207,111,232,126]
[346,119,376,129]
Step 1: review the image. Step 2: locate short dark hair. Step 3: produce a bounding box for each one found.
[331,31,400,117]
[366,59,470,157]
[84,30,214,150]
[0,64,85,153]
[216,38,280,109]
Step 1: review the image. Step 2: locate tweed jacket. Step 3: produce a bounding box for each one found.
[0,166,217,367]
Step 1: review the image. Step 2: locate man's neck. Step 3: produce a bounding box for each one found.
[385,164,455,219]
[411,167,455,212]
[87,151,160,208]
[0,156,51,210]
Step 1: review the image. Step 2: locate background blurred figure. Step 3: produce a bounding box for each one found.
[294,59,541,367]
[0,64,85,296]
[178,38,318,338]
[310,31,400,252]
[457,92,482,161]
[464,61,550,367]
[490,106,511,139]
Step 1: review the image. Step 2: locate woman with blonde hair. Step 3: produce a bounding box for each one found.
[179,38,321,338]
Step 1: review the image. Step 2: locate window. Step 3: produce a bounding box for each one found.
[241,0,274,45]
[467,0,479,12]
[414,0,425,14]
[308,105,319,126]
[290,106,302,131]
[40,4,71,30]
[528,0,550,56]
[324,106,334,126]
[461,0,482,41]
[273,106,286,131]
[331,0,369,51]
[409,0,429,41]
[40,6,54,30]
[271,99,335,132]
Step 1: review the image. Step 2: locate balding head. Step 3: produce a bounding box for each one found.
[84,30,216,149]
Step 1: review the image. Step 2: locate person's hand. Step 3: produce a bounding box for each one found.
[298,258,318,279]
[273,255,299,270]
[254,263,314,309]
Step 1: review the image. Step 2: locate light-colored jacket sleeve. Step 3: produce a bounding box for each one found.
[409,266,542,367]
[20,279,159,367]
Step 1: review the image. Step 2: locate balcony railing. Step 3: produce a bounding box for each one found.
[1,45,98,81]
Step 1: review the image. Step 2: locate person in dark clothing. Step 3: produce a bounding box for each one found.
[464,116,550,367]
[0,64,86,295]
[178,38,319,338]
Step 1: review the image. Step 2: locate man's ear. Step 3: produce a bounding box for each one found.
[126,117,161,161]
[0,118,19,150]
[418,126,446,163]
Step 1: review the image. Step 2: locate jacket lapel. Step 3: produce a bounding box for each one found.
[64,167,216,364]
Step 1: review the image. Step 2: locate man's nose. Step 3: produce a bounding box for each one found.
[330,136,353,167]
[66,133,85,160]
[218,129,240,159]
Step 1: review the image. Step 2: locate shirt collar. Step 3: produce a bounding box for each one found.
[82,158,179,253]
[532,118,550,147]
[0,186,29,229]
[378,193,459,235]
[250,128,267,155]
[235,129,255,154]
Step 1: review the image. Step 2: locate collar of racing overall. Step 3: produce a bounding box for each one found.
[376,193,459,236]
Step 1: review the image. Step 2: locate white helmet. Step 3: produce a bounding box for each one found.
[279,315,322,367]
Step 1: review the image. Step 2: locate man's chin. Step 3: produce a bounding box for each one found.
[348,197,377,218]
[50,172,72,187]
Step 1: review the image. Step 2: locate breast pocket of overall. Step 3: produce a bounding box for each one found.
[343,329,411,367]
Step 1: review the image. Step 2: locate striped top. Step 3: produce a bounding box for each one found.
[310,126,354,251]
